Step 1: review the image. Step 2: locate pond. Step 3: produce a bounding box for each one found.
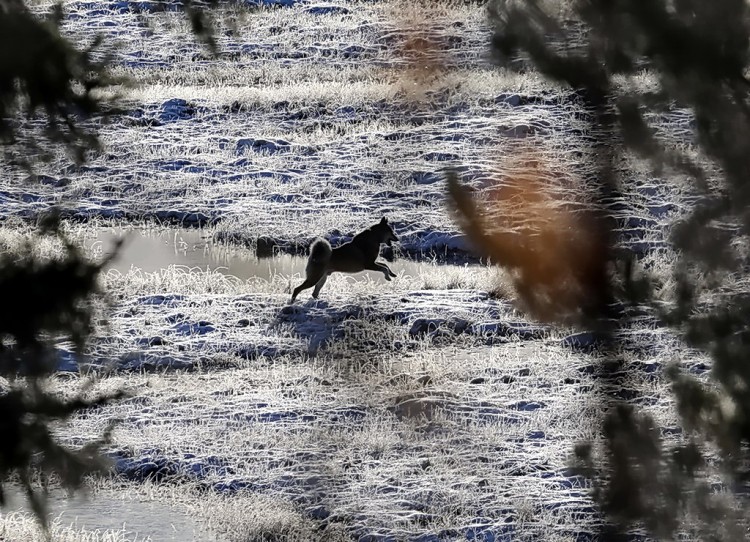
[4,487,220,542]
[86,227,461,282]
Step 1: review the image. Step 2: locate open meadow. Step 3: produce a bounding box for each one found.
[0,0,713,540]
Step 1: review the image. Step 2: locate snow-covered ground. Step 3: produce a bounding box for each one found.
[0,0,711,540]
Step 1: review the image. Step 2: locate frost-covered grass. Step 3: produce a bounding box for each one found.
[12,0,599,258]
[34,259,701,540]
[0,0,720,540]
[0,513,138,542]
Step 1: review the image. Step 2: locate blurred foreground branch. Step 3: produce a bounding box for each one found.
[445,0,750,538]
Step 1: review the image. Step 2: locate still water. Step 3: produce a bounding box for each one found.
[4,487,218,541]
[86,227,439,281]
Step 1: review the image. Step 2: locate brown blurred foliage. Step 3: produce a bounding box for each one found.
[447,150,610,326]
[487,0,750,539]
[388,2,454,100]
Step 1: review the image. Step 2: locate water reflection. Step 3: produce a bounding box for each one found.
[4,487,219,542]
[87,228,450,282]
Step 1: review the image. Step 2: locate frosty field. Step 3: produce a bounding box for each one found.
[0,0,711,540]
